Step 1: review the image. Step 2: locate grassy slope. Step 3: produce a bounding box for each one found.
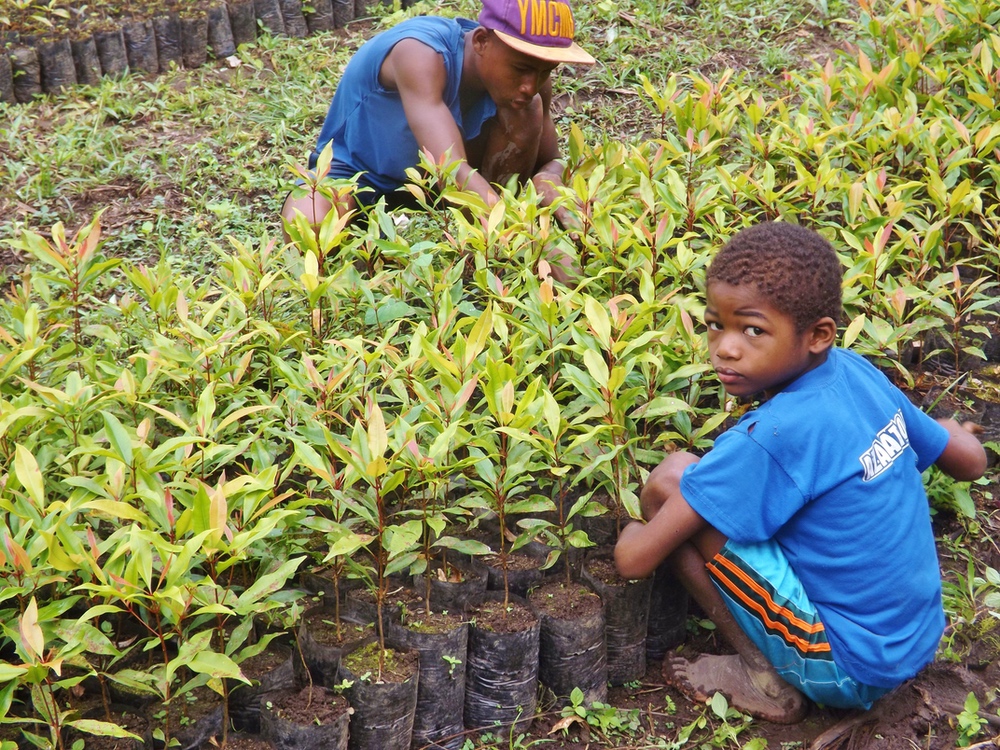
[0,0,853,281]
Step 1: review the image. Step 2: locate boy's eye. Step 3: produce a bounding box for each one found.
[705,320,722,332]
[745,326,765,338]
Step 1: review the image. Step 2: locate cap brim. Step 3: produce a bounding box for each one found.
[494,29,596,65]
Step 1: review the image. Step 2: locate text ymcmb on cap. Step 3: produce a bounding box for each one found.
[517,0,576,39]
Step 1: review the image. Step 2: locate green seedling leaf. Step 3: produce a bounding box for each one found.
[583,296,612,349]
[188,650,248,684]
[65,720,142,741]
[237,556,305,611]
[432,536,492,556]
[14,444,45,509]
[709,691,729,720]
[101,411,133,468]
[0,663,29,682]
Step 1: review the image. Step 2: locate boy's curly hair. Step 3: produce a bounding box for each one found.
[707,222,843,333]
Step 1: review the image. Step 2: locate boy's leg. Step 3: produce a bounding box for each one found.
[643,453,806,723]
[466,97,543,187]
[668,533,808,724]
[280,181,357,243]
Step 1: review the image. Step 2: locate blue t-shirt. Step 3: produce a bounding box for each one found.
[310,16,497,200]
[680,348,950,688]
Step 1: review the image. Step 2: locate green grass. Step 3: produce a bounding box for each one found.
[0,0,857,280]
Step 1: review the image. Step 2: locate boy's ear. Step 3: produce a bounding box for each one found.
[471,27,490,53]
[807,316,838,353]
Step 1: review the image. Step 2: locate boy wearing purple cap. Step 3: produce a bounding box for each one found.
[281,0,594,277]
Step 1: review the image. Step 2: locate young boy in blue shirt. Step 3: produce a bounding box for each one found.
[615,221,987,723]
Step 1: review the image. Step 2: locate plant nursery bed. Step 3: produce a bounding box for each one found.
[0,0,388,102]
[2,2,1000,750]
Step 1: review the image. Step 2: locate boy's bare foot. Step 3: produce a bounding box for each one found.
[664,653,808,724]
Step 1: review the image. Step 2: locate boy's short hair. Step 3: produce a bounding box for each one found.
[707,222,843,333]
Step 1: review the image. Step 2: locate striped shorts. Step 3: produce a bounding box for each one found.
[707,539,892,710]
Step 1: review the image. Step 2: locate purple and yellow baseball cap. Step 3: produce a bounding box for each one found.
[479,0,596,65]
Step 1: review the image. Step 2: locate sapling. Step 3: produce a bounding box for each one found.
[329,396,422,679]
[563,293,662,525]
[11,214,121,371]
[465,359,552,607]
[402,319,490,611]
[0,598,143,750]
[283,141,355,267]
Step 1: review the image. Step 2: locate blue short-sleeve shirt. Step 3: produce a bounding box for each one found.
[680,348,950,687]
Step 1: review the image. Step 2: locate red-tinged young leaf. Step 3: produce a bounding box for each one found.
[165,488,175,529]
[77,215,102,265]
[4,534,32,574]
[20,598,44,660]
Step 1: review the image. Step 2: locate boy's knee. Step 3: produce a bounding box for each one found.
[641,451,699,520]
[495,96,544,148]
[648,451,699,490]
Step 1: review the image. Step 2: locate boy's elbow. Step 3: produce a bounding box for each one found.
[945,445,989,482]
[956,450,988,482]
[936,421,990,481]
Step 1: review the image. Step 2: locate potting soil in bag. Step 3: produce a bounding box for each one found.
[278,0,309,37]
[305,0,335,33]
[646,561,690,661]
[529,581,608,708]
[206,5,237,58]
[253,0,285,35]
[418,557,487,613]
[260,687,350,750]
[464,595,540,738]
[94,28,128,77]
[122,20,158,74]
[339,644,419,750]
[152,14,183,71]
[11,46,42,102]
[388,614,468,750]
[582,554,653,685]
[332,0,353,27]
[0,53,15,103]
[180,14,209,68]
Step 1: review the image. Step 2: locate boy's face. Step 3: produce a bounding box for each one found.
[474,30,557,109]
[704,281,831,400]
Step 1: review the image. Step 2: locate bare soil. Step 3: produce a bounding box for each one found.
[471,596,538,634]
[529,580,603,619]
[265,685,351,725]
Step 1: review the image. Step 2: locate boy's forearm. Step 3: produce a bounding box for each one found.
[615,478,708,580]
[615,520,662,580]
[934,418,988,481]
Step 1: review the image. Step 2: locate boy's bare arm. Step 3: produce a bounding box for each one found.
[529,81,582,233]
[384,40,499,205]
[934,418,988,481]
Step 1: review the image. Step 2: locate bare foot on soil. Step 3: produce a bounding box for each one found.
[664,653,808,724]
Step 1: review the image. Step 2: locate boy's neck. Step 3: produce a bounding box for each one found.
[762,347,832,401]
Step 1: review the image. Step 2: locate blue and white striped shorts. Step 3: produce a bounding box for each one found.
[707,539,892,710]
